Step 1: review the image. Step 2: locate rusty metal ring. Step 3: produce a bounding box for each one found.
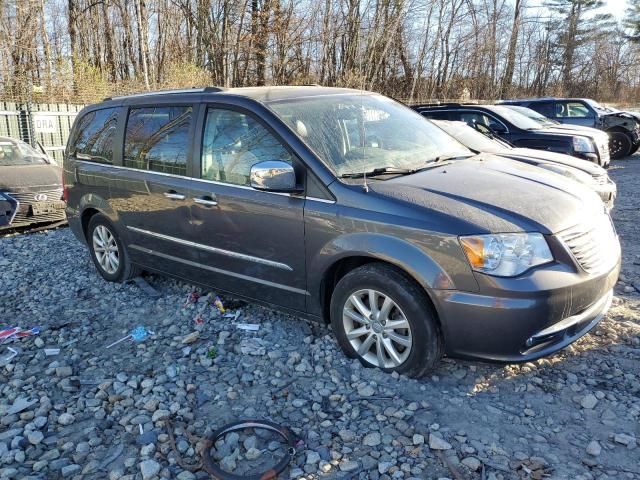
[201,419,297,480]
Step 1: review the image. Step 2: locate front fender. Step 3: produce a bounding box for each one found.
[308,232,479,316]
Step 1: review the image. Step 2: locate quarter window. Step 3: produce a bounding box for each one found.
[201,108,292,186]
[69,107,118,164]
[124,106,192,176]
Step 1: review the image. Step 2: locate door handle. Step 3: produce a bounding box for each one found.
[193,195,218,207]
[164,191,185,200]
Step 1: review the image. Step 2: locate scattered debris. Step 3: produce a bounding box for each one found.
[105,326,154,349]
[0,346,18,365]
[44,348,60,356]
[212,296,225,314]
[193,314,205,326]
[0,326,40,342]
[224,311,242,320]
[182,331,200,345]
[183,291,201,307]
[201,419,297,480]
[236,323,260,332]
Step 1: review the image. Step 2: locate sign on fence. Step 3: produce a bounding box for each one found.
[32,113,59,133]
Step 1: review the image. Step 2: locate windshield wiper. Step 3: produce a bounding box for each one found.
[426,154,471,163]
[340,167,416,178]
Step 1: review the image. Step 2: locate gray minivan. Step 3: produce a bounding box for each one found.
[64,87,621,377]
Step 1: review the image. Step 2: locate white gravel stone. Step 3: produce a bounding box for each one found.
[139,459,161,479]
[57,413,75,426]
[586,441,602,456]
[429,434,452,450]
[581,394,599,409]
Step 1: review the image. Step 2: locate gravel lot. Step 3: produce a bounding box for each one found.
[1,157,639,480]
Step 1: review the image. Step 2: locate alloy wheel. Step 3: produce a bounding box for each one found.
[342,289,412,369]
[92,225,120,274]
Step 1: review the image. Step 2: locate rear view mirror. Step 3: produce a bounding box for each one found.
[250,160,301,192]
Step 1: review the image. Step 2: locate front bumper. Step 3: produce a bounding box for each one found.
[432,257,620,362]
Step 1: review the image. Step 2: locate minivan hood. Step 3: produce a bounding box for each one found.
[369,155,604,235]
[0,164,62,191]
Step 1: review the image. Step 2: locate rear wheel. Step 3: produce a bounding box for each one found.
[87,214,139,282]
[609,132,632,159]
[330,263,443,377]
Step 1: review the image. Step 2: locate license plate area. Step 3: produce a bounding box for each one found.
[31,201,65,216]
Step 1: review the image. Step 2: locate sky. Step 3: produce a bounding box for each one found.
[528,0,629,19]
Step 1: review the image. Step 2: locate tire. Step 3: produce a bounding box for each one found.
[87,214,139,282]
[629,142,640,156]
[330,263,443,378]
[609,132,632,160]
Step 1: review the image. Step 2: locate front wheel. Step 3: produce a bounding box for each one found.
[330,263,443,378]
[609,132,632,159]
[629,141,640,156]
[87,214,139,282]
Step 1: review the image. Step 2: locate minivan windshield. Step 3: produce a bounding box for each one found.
[484,105,543,130]
[268,94,471,177]
[0,139,49,166]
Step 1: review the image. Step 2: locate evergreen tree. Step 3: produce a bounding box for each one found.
[625,0,640,41]
[544,0,614,94]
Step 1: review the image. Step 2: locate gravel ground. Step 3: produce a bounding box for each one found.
[1,156,639,480]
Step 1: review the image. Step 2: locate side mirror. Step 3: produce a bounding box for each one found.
[250,160,301,192]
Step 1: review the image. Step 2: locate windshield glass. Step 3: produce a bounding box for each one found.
[432,120,507,153]
[268,94,471,177]
[0,139,49,166]
[584,98,616,113]
[485,105,543,130]
[503,105,556,125]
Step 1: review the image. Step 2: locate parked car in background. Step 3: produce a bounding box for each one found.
[500,98,640,159]
[501,105,610,167]
[432,120,616,210]
[0,136,66,231]
[412,103,608,166]
[64,86,620,376]
[0,192,17,228]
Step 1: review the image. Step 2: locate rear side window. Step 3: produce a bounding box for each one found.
[124,106,192,176]
[528,102,555,118]
[69,107,118,164]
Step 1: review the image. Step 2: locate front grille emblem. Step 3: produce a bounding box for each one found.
[34,193,48,202]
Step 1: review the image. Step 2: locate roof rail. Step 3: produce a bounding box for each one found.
[412,102,478,108]
[103,86,225,102]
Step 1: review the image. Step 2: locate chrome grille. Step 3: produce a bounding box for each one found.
[3,188,65,227]
[558,214,619,275]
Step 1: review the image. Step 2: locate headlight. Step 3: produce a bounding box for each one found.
[573,136,595,153]
[538,163,593,185]
[459,233,553,277]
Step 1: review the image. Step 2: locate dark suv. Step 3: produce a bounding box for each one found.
[500,98,640,159]
[64,87,620,376]
[412,103,609,165]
